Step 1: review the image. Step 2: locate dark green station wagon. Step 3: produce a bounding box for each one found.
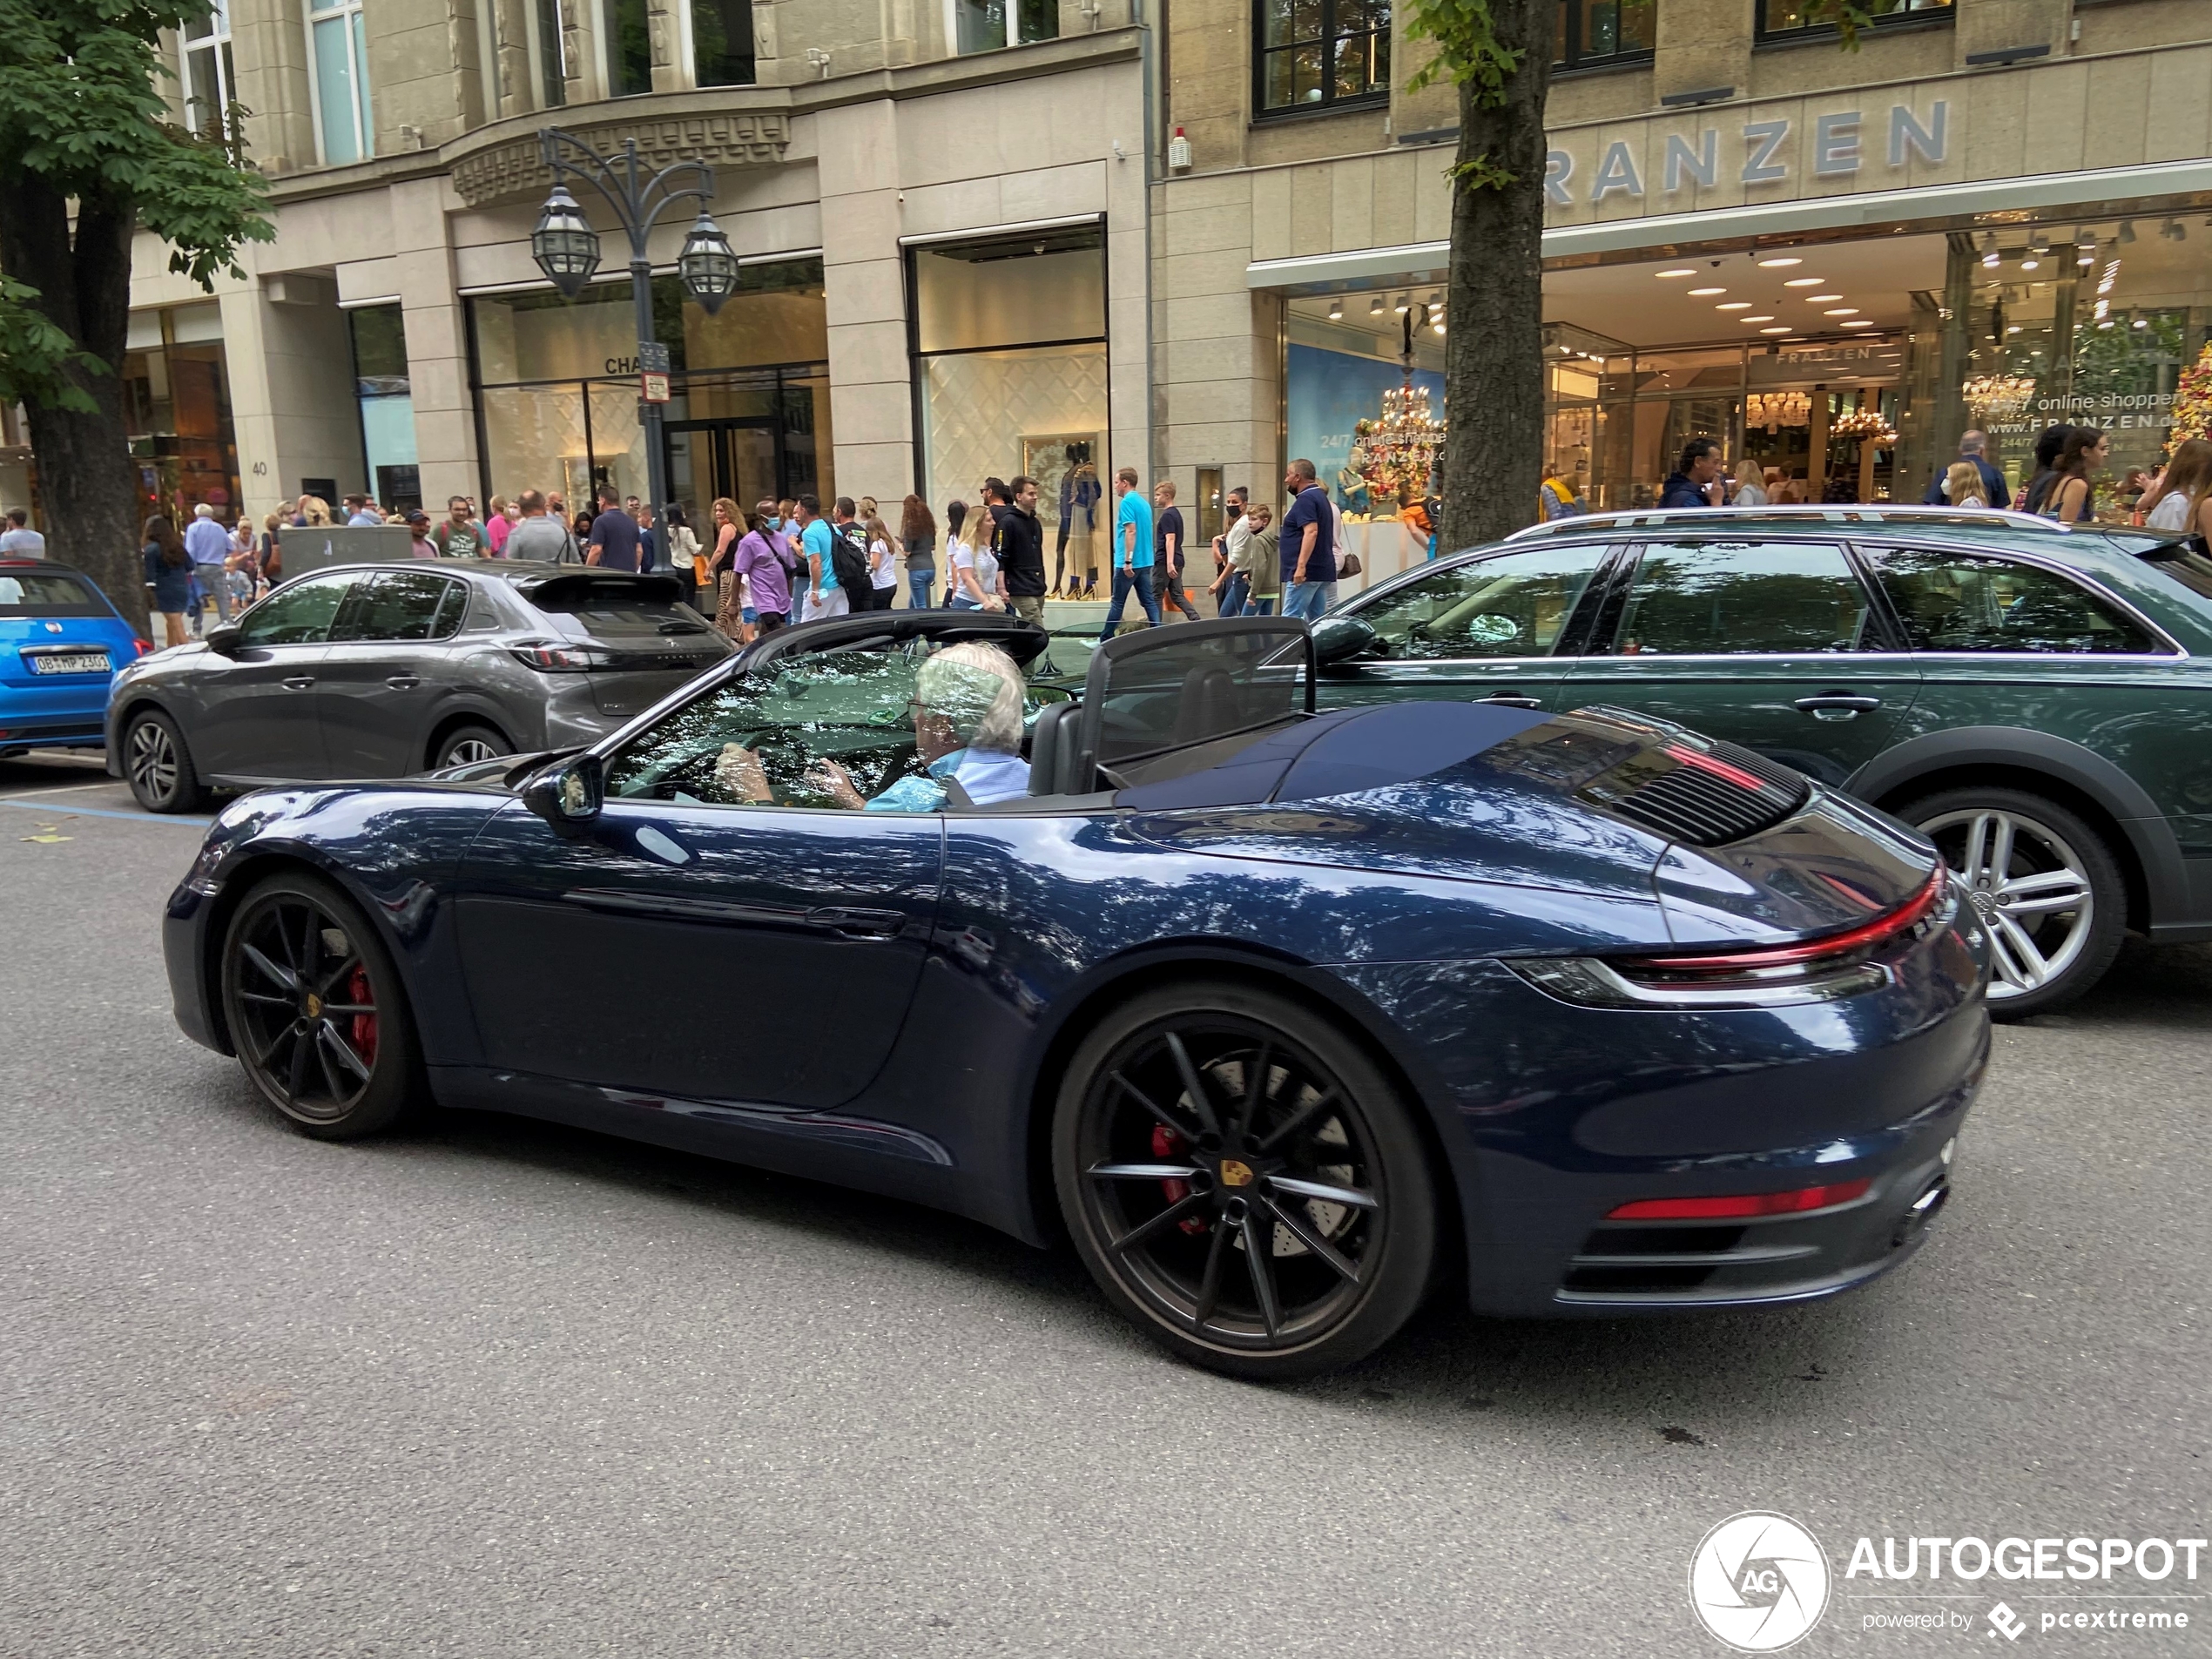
[1310,506,2212,1017]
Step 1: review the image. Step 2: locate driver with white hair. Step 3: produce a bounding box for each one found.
[715,638,1032,811]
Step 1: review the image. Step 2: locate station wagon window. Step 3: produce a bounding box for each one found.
[1604,541,1876,656]
[1864,549,2166,656]
[332,570,464,642]
[1353,544,1607,660]
[237,571,357,645]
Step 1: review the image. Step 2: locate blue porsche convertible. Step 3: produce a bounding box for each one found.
[165,610,1989,1378]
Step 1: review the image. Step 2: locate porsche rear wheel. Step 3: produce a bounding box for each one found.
[1054,981,1439,1379]
[220,872,421,1139]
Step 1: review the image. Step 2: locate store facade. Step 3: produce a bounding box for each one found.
[1156,0,2212,587]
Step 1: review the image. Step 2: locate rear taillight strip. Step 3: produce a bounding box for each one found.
[1632,864,1946,974]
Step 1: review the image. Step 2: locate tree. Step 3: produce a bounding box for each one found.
[1403,0,1881,547]
[0,0,272,629]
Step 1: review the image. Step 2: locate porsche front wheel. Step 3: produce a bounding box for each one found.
[219,872,421,1140]
[1053,981,1439,1379]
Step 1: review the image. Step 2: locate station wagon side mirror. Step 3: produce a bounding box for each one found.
[1309,614,1378,665]
[203,622,241,657]
[523,752,604,831]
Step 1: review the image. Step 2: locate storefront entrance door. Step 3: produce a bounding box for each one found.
[664,419,781,515]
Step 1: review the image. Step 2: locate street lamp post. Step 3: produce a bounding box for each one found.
[529,129,740,552]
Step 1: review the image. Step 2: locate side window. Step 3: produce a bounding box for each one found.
[1352,544,1608,660]
[333,571,462,643]
[1866,549,2166,656]
[1606,541,1875,657]
[237,572,356,645]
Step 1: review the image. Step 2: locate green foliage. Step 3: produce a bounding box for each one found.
[1402,0,1522,103]
[0,274,104,411]
[1796,0,1878,48]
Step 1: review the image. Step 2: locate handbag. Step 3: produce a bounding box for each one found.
[1337,551,1363,577]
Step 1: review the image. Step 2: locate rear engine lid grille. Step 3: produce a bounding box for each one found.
[1583,738,1811,848]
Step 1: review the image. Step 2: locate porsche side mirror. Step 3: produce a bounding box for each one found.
[523,752,604,831]
[1310,614,1378,665]
[203,622,241,657]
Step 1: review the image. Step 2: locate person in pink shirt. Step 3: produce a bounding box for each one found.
[482,495,516,556]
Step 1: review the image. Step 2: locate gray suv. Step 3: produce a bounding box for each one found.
[107,560,732,812]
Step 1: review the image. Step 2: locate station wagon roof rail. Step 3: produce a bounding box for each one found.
[1506,505,2068,540]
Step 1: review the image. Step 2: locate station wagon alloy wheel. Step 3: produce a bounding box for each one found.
[1055,982,1437,1378]
[123,708,206,813]
[1910,788,2125,1018]
[220,873,420,1138]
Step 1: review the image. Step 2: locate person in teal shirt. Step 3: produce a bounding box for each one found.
[1097,466,1162,639]
[795,494,846,621]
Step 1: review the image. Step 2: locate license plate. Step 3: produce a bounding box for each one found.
[29,652,111,675]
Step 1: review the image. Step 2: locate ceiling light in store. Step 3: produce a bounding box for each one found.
[2027,232,2050,255]
[1433,319,1446,335]
[2161,219,2187,241]
[1805,293,1842,302]
[1688,287,1727,297]
[1757,255,1803,267]
[1716,301,1753,310]
[1396,292,1413,314]
[1742,315,1776,323]
[1657,267,1696,278]
[1426,290,1443,308]
[1980,233,2000,267]
[1759,326,1791,334]
[1328,298,1343,320]
[1841,320,1876,328]
[2118,220,2137,244]
[2099,319,2116,329]
[2006,325,2022,334]
[2075,232,2097,264]
[2133,316,2151,328]
[1784,279,1826,289]
[1370,296,1386,316]
[1824,307,1860,316]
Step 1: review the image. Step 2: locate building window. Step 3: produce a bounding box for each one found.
[1255,0,1390,118]
[181,1,239,145]
[536,0,569,106]
[604,0,652,94]
[948,0,1056,55]
[350,306,420,515]
[1554,0,1655,70]
[693,0,755,84]
[1756,0,1950,42]
[306,0,371,165]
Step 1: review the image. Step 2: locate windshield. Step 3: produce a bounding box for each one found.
[1084,624,1312,768]
[2124,537,2212,603]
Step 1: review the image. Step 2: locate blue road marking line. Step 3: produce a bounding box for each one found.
[0,798,211,827]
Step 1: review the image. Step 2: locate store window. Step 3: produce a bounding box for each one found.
[350,306,420,515]
[182,1,239,145]
[693,0,756,84]
[949,0,1056,55]
[1756,0,1949,43]
[307,0,371,165]
[536,0,569,105]
[1554,0,1655,71]
[122,302,243,527]
[908,226,1108,553]
[470,260,833,515]
[1254,0,1390,117]
[604,0,651,93]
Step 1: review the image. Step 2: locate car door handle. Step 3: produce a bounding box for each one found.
[1477,691,1546,710]
[282,675,315,690]
[1793,693,1882,712]
[806,906,907,940]
[386,674,421,689]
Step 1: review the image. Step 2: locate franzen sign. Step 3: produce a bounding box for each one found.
[1545,101,1949,206]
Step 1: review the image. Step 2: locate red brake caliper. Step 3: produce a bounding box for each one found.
[348,967,378,1067]
[1150,1124,1209,1234]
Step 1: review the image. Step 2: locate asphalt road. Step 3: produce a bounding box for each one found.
[2,750,2208,1658]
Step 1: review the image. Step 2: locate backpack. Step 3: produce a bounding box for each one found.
[831,521,871,596]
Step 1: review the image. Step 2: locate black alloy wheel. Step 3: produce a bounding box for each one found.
[124,707,207,813]
[1055,981,1438,1379]
[219,872,421,1139]
[432,723,512,771]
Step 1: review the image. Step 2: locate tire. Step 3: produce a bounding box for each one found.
[219,870,423,1140]
[1903,786,2127,1020]
[430,722,512,772]
[1052,980,1439,1379]
[123,707,207,813]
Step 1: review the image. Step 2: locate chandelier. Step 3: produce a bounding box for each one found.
[1746,391,1811,430]
[1962,372,2038,422]
[1352,381,1446,504]
[1832,406,1898,445]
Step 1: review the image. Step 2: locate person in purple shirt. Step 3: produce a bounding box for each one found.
[733,501,794,631]
[583,489,641,571]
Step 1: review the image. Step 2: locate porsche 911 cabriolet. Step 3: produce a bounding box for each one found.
[164,613,1990,1378]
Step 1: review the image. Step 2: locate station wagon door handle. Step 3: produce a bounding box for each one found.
[1477,691,1546,710]
[807,906,907,940]
[282,675,315,690]
[386,674,421,690]
[1794,693,1882,713]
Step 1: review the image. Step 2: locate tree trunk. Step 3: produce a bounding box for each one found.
[0,180,150,633]
[1440,3,1552,550]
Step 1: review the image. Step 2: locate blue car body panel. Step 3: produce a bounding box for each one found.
[0,562,142,750]
[166,685,1991,1318]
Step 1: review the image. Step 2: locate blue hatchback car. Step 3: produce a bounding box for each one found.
[0,559,148,759]
[163,613,1990,1378]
